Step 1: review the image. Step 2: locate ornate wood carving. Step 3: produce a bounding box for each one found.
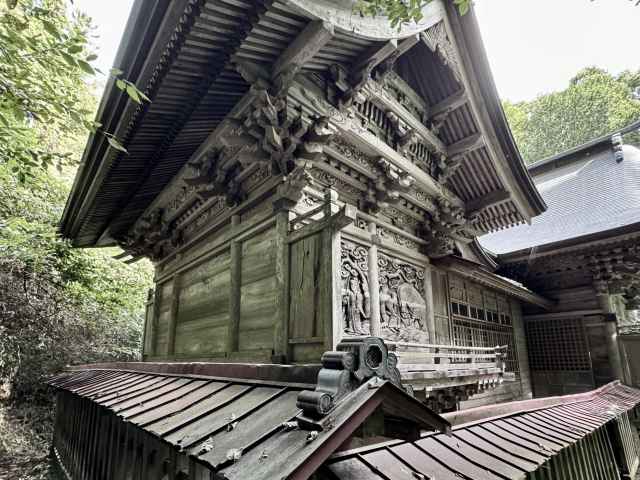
[118,208,183,261]
[378,253,430,343]
[341,241,430,342]
[341,240,371,336]
[421,21,461,82]
[588,246,640,309]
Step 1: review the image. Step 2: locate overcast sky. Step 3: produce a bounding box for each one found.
[75,0,640,102]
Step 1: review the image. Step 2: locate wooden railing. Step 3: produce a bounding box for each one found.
[385,341,507,373]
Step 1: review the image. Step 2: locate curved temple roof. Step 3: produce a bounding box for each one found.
[60,0,544,248]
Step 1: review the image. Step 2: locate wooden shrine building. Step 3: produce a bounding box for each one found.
[481,123,640,397]
[52,0,640,478]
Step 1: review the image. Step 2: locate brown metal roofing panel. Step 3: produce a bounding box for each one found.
[163,385,286,448]
[435,434,526,478]
[109,377,195,412]
[146,383,250,436]
[327,457,386,480]
[128,380,230,425]
[465,426,547,464]
[100,377,172,406]
[114,379,209,415]
[192,389,301,468]
[99,375,177,406]
[359,448,429,480]
[490,420,565,452]
[452,429,539,472]
[415,437,506,480]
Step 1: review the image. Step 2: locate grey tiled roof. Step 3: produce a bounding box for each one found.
[480,144,640,254]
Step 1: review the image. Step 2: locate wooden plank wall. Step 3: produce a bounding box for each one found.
[288,231,328,362]
[431,267,451,344]
[142,207,280,362]
[239,227,277,353]
[174,251,230,357]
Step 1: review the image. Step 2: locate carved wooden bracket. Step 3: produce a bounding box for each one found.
[184,147,246,207]
[361,158,415,214]
[588,247,640,309]
[118,207,184,261]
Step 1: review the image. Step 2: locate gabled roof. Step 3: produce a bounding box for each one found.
[48,367,449,479]
[480,138,640,256]
[322,381,640,480]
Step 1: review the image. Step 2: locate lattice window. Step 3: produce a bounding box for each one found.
[447,274,519,374]
[526,318,591,371]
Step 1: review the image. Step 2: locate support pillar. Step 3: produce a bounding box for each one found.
[368,222,381,337]
[227,214,242,354]
[596,285,625,382]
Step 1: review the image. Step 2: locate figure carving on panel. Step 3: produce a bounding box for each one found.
[341,241,371,335]
[378,253,430,344]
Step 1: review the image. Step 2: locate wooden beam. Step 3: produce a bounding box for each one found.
[353,39,398,77]
[271,20,334,79]
[447,132,484,158]
[429,89,467,118]
[465,188,511,217]
[364,78,447,155]
[227,215,241,354]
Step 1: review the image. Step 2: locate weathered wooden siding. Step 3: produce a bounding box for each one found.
[174,252,230,357]
[154,281,173,356]
[288,232,329,362]
[239,227,277,352]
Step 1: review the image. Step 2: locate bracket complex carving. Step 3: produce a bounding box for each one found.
[589,246,640,309]
[184,148,246,207]
[420,197,473,258]
[243,87,334,175]
[118,208,183,261]
[296,337,406,426]
[361,158,415,214]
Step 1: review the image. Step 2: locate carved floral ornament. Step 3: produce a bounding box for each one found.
[118,207,183,261]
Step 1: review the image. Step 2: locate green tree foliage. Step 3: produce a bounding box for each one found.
[0,0,154,402]
[0,0,147,181]
[0,162,153,401]
[504,67,640,164]
[356,0,471,28]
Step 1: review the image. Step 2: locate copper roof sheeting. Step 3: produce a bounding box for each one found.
[48,368,449,479]
[322,382,640,480]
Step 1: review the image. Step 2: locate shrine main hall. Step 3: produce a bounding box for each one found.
[50,1,640,479]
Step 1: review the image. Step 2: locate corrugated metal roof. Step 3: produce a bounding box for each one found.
[48,367,448,479]
[322,382,640,480]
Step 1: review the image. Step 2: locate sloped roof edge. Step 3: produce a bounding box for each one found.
[452,4,546,220]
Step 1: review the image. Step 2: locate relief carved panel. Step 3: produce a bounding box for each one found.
[341,240,371,336]
[341,241,430,343]
[378,253,430,344]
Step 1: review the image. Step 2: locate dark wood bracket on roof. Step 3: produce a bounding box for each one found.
[296,337,409,430]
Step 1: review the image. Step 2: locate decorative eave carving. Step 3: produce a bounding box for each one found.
[361,157,415,214]
[588,246,640,309]
[117,207,183,261]
[421,21,461,82]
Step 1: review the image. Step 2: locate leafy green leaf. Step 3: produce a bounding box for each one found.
[41,20,61,40]
[85,53,98,62]
[107,136,128,153]
[77,59,95,75]
[110,67,124,76]
[125,83,141,103]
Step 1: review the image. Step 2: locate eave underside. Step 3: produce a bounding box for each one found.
[61,0,541,248]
